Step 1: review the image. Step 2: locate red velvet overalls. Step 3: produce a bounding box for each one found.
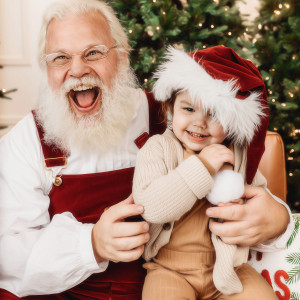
[0,92,165,300]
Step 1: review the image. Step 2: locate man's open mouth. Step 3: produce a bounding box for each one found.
[68,86,100,112]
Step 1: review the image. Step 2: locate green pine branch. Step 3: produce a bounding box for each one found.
[287,216,299,248]
[291,292,300,300]
[286,266,300,284]
[286,253,300,265]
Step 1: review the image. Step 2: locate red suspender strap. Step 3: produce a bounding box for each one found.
[134,91,166,149]
[32,110,68,168]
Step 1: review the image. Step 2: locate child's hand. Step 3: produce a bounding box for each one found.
[197,144,234,173]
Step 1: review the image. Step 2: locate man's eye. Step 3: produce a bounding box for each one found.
[86,50,104,58]
[54,55,69,62]
[87,50,99,56]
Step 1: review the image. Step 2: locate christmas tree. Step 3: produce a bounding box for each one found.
[111,0,246,89]
[249,0,300,212]
[110,0,299,212]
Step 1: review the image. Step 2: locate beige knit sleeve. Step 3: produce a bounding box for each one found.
[133,135,214,224]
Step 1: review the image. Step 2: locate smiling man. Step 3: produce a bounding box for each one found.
[0,0,164,299]
[0,0,293,299]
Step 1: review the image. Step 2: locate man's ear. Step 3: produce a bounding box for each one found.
[119,50,129,67]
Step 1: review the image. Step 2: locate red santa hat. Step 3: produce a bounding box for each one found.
[152,46,269,184]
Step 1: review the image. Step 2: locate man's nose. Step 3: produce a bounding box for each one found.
[68,55,92,78]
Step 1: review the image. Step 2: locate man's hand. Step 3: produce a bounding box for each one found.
[206,185,289,246]
[92,195,150,263]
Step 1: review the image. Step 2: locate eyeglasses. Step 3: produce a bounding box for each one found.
[43,44,118,67]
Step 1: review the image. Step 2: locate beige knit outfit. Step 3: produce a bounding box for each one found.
[133,129,277,299]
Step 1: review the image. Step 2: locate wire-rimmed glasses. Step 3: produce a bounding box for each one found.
[43,44,118,67]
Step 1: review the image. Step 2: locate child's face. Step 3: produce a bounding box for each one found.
[172,91,226,153]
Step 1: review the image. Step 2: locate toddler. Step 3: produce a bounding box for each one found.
[133,46,278,299]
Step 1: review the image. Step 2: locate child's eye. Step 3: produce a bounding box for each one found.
[206,111,214,118]
[183,107,194,112]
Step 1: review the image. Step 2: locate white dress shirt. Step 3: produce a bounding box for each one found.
[0,89,149,297]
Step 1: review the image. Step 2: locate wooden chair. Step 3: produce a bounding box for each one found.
[258,131,287,202]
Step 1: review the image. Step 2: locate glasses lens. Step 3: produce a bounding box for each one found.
[84,45,109,61]
[46,53,71,67]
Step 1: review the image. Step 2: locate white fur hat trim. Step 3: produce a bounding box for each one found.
[207,170,244,205]
[152,47,266,145]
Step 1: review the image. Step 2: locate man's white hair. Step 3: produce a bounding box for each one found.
[38,0,130,68]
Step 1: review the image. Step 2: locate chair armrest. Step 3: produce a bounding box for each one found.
[258,131,287,202]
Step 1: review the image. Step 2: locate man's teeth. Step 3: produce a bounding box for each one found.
[72,85,94,91]
[188,131,207,138]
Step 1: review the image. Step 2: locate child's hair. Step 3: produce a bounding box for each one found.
[160,90,179,125]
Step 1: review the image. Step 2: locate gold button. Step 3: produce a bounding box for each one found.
[163,223,171,231]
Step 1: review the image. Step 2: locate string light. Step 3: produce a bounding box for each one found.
[224,8,228,12]
[156,26,160,30]
[281,103,286,107]
[129,29,133,34]
[144,78,148,82]
[147,26,154,36]
[279,4,283,8]
[203,45,207,49]
[289,92,294,98]
[272,99,276,102]
[211,25,215,29]
[289,173,293,176]
[153,0,156,2]
[258,24,262,30]
[285,3,290,8]
[274,127,278,131]
[228,32,232,36]
[274,10,281,15]
[288,157,294,160]
[290,149,295,153]
[198,23,203,27]
[163,11,166,15]
[292,54,296,60]
[265,76,270,80]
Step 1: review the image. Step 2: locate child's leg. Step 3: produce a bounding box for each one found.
[215,263,278,300]
[142,263,196,300]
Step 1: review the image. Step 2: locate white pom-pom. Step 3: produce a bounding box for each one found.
[207,170,244,205]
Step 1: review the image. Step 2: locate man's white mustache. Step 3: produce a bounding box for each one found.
[61,76,104,94]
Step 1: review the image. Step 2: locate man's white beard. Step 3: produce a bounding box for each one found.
[35,66,139,155]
